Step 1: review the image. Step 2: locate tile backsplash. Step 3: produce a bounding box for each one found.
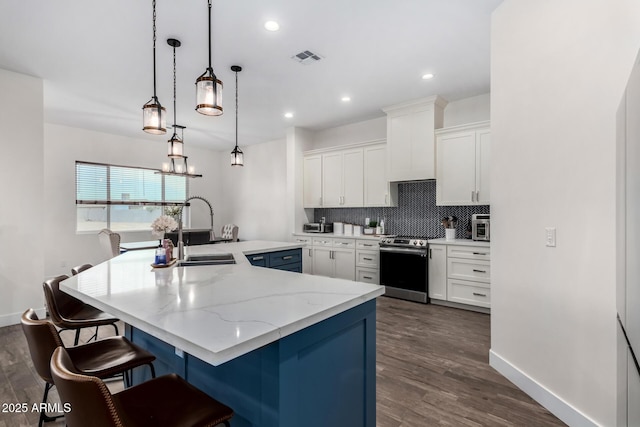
[314,181,490,239]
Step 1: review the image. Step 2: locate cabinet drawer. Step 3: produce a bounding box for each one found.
[356,268,379,285]
[269,249,302,268]
[447,245,490,261]
[293,236,312,245]
[332,238,355,248]
[447,279,491,308]
[356,251,379,267]
[272,263,303,273]
[247,254,268,267]
[447,258,490,283]
[312,237,334,246]
[356,240,380,250]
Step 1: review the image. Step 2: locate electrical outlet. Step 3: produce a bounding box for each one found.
[545,227,556,247]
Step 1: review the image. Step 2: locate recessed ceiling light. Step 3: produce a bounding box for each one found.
[264,21,280,31]
[422,73,435,80]
[284,112,294,118]
[341,96,351,102]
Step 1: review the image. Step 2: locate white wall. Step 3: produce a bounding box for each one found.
[43,124,221,278]
[312,116,386,149]
[490,1,640,426]
[0,69,45,326]
[216,138,291,242]
[443,93,490,127]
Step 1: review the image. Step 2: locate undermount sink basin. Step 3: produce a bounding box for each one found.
[178,253,236,267]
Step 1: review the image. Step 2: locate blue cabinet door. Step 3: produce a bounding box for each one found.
[246,249,302,272]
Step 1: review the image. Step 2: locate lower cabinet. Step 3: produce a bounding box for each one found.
[246,249,302,273]
[356,239,380,285]
[428,243,490,310]
[312,238,356,281]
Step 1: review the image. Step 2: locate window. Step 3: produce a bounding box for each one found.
[76,161,188,232]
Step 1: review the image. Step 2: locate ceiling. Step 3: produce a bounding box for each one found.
[0,0,502,151]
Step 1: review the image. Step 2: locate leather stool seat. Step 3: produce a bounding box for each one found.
[51,346,234,427]
[43,275,120,345]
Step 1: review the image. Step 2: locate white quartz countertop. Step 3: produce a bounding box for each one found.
[427,238,491,247]
[60,240,385,366]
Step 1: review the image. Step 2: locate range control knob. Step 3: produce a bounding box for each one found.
[413,241,417,245]
[419,241,425,246]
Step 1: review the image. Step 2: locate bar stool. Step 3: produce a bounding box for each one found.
[71,263,92,275]
[51,346,234,427]
[21,309,156,427]
[43,275,119,345]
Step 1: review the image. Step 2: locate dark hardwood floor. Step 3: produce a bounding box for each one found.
[0,298,564,426]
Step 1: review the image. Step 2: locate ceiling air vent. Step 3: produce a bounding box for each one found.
[291,50,323,65]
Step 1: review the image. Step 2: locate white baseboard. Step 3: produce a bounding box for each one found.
[0,307,46,328]
[489,349,599,427]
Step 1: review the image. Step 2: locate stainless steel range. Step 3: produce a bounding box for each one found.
[379,236,431,303]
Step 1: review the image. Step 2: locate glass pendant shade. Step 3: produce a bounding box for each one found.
[195,74,223,115]
[231,146,244,166]
[143,101,167,134]
[168,134,184,158]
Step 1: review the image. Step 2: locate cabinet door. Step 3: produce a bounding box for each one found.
[476,129,491,205]
[410,106,437,180]
[387,112,413,182]
[364,145,392,206]
[428,244,447,300]
[436,131,476,205]
[342,149,364,207]
[303,155,322,207]
[333,248,355,281]
[312,247,333,278]
[302,247,313,274]
[322,152,343,207]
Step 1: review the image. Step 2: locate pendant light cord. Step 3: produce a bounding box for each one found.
[172,43,177,130]
[207,0,212,72]
[235,70,238,147]
[152,0,158,99]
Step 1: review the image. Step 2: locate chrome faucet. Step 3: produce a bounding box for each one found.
[177,196,215,260]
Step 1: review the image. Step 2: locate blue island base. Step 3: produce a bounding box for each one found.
[125,299,377,427]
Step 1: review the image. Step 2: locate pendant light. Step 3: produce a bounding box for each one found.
[142,0,166,134]
[195,0,223,116]
[167,38,184,159]
[230,65,244,166]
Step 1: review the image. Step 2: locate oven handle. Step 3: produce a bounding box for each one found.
[379,246,428,255]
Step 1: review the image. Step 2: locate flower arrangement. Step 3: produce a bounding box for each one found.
[151,215,178,237]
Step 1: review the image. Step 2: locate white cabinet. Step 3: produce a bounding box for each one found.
[383,96,447,182]
[436,121,490,206]
[311,237,355,281]
[363,144,397,207]
[293,236,314,274]
[356,239,380,285]
[428,242,491,310]
[322,149,364,207]
[303,155,322,208]
[428,244,447,300]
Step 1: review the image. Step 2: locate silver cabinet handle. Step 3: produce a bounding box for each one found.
[473,292,487,297]
[363,276,372,280]
[252,256,264,261]
[309,249,312,257]
[362,243,373,247]
[384,194,388,204]
[472,269,487,273]
[471,190,475,202]
[282,256,293,260]
[473,252,487,255]
[429,249,432,259]
[476,190,480,201]
[363,257,373,261]
[319,197,322,206]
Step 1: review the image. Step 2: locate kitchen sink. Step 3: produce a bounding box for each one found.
[177,253,236,266]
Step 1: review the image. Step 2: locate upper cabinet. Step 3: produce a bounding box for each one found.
[322,149,363,208]
[303,142,396,208]
[435,121,491,206]
[383,96,448,182]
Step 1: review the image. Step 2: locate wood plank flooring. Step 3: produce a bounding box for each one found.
[0,298,564,426]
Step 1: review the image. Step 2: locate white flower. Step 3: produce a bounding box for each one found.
[151,215,178,237]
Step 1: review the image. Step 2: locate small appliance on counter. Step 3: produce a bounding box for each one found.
[471,214,490,241]
[333,222,344,234]
[303,222,334,233]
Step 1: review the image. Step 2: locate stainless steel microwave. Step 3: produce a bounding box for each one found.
[471,214,490,241]
[303,223,333,233]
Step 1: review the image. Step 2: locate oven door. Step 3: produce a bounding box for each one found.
[379,246,428,303]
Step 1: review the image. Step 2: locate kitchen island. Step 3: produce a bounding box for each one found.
[60,240,384,427]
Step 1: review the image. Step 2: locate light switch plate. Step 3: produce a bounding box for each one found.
[545,227,556,247]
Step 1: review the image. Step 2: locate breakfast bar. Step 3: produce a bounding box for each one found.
[60,241,384,427]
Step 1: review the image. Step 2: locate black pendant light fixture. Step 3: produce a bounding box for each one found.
[230,65,244,166]
[167,38,184,159]
[157,39,202,179]
[195,0,223,116]
[142,0,167,134]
